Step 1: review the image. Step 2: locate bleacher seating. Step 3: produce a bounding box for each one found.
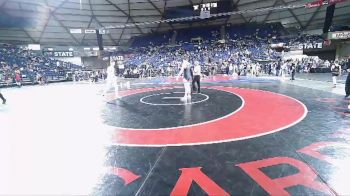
[125,23,284,69]
[0,44,81,87]
[1,22,332,85]
[131,32,173,48]
[117,22,334,77]
[176,26,221,43]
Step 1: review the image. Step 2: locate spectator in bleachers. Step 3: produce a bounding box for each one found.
[0,44,81,87]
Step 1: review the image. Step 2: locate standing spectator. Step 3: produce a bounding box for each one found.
[290,63,296,81]
[324,60,330,68]
[119,63,125,77]
[268,63,272,75]
[331,61,341,88]
[345,56,350,98]
[103,64,118,97]
[276,60,281,76]
[161,67,165,77]
[167,66,171,77]
[251,63,257,76]
[192,61,201,93]
[43,71,48,84]
[281,61,288,79]
[228,63,233,75]
[37,72,43,85]
[225,63,229,75]
[15,69,22,87]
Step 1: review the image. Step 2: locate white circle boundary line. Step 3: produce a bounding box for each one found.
[108,87,245,131]
[139,92,209,106]
[109,86,308,147]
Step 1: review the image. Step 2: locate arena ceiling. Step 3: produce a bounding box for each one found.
[0,0,349,46]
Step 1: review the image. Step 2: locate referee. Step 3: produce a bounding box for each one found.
[192,61,201,93]
[345,56,350,98]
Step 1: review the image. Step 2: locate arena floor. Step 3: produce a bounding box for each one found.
[1,74,350,195]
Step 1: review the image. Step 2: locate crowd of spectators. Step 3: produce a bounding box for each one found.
[123,40,276,78]
[1,23,347,86]
[116,24,326,78]
[0,44,81,87]
[114,23,349,79]
[71,70,107,82]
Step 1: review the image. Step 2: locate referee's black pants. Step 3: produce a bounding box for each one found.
[192,75,201,93]
[346,74,350,97]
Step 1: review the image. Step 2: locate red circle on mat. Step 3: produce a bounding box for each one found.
[107,86,307,146]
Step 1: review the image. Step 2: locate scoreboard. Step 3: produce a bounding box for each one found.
[164,0,235,22]
[193,2,217,12]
